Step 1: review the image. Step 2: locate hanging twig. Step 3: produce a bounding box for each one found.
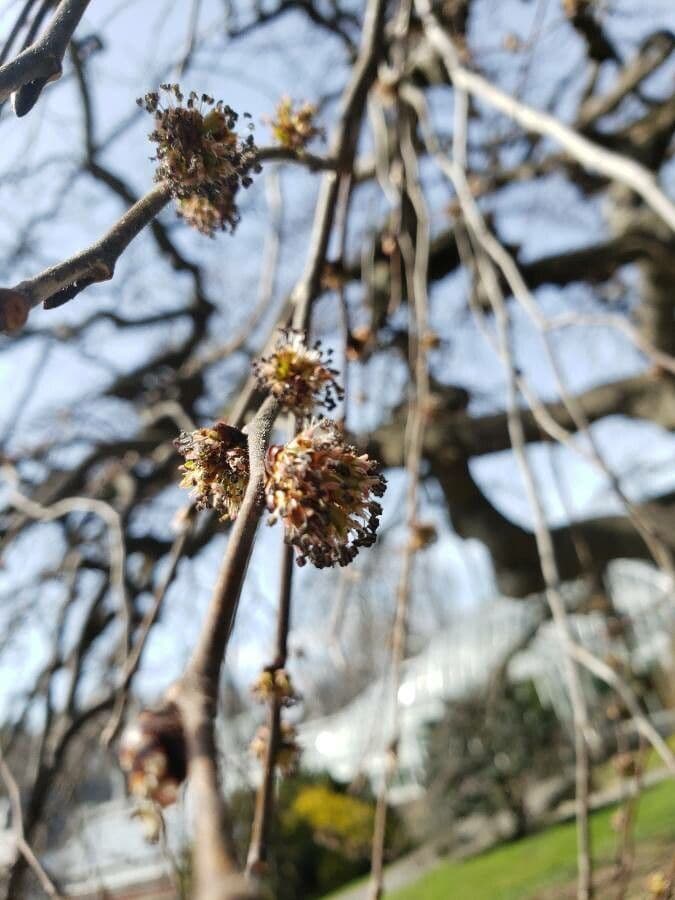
[368,55,431,900]
[414,0,675,234]
[246,543,294,878]
[0,749,64,899]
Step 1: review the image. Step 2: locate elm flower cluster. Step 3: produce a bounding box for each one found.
[265,419,386,568]
[252,329,343,413]
[408,521,438,552]
[270,97,323,151]
[251,667,298,706]
[174,422,249,521]
[250,721,301,776]
[118,705,186,808]
[176,193,238,236]
[139,84,261,234]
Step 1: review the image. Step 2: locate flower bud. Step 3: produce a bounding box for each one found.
[119,704,186,808]
[251,667,298,706]
[250,721,301,776]
[269,97,323,151]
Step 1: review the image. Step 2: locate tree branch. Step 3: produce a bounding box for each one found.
[0,0,92,114]
[168,396,279,900]
[2,181,172,329]
[245,544,294,879]
[415,0,675,234]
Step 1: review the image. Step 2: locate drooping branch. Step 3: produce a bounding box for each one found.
[245,543,294,879]
[450,131,593,893]
[415,0,675,234]
[369,86,432,900]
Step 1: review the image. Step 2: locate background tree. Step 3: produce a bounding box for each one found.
[0,0,675,898]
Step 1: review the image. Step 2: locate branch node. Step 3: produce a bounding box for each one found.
[0,289,30,333]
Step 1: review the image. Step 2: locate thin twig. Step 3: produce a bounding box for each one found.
[291,0,387,331]
[245,543,294,878]
[415,0,675,235]
[0,748,64,899]
[1,464,131,667]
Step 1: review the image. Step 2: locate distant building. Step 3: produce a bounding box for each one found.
[16,559,675,896]
[296,559,675,801]
[41,799,188,899]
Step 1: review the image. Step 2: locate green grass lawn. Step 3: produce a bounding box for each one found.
[391,779,675,900]
[327,778,675,900]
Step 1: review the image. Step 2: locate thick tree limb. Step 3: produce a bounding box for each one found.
[371,371,675,464]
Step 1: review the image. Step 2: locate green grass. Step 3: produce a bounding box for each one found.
[391,779,675,900]
[592,734,675,791]
[326,778,675,900]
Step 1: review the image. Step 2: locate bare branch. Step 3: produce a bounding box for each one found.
[415,0,675,234]
[0,0,92,114]
[245,543,294,879]
[0,749,64,899]
[432,64,594,896]
[168,396,279,900]
[2,182,172,330]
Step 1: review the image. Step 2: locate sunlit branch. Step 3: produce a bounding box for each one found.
[2,182,172,331]
[0,0,92,114]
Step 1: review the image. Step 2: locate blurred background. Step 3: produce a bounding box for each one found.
[1,0,675,897]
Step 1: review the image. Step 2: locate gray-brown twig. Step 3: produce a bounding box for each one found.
[3,182,172,330]
[0,0,92,114]
[168,396,279,900]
